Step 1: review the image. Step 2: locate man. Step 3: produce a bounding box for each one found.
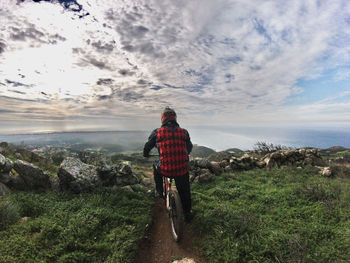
[143,107,194,222]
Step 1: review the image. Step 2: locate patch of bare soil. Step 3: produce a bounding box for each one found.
[134,199,205,263]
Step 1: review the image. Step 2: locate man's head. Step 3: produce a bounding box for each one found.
[161,106,177,125]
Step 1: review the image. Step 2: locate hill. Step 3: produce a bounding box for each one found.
[190,145,216,158]
[207,148,244,161]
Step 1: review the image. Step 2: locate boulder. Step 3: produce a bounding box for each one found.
[15,152,24,160]
[141,177,152,187]
[119,162,133,175]
[13,160,51,190]
[320,167,332,177]
[58,157,100,193]
[1,171,27,190]
[115,162,140,186]
[0,154,13,173]
[0,182,11,196]
[121,185,134,192]
[97,163,116,186]
[193,172,215,183]
[209,161,223,176]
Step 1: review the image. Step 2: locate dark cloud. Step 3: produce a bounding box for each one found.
[48,33,67,44]
[97,95,110,100]
[220,56,242,65]
[253,18,272,42]
[111,87,144,102]
[8,90,27,95]
[225,73,235,83]
[0,95,37,102]
[5,79,32,88]
[0,109,17,113]
[10,26,45,42]
[9,24,66,45]
[122,44,135,52]
[72,47,85,54]
[91,40,115,53]
[87,58,111,70]
[137,79,148,85]
[96,78,114,85]
[250,65,262,71]
[118,69,134,76]
[0,41,6,54]
[151,85,163,91]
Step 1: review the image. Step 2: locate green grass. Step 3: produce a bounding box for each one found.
[191,166,350,263]
[0,188,153,263]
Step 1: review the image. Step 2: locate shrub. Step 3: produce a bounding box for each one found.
[0,201,20,230]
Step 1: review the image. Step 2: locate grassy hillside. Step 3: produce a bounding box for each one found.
[191,166,350,263]
[0,188,153,263]
[191,145,216,158]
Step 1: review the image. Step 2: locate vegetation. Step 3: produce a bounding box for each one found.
[191,166,350,263]
[0,188,153,263]
[254,141,294,154]
[191,145,216,158]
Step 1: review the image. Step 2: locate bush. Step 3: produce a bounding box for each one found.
[254,141,293,154]
[0,201,20,230]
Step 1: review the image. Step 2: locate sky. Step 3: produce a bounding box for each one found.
[0,0,349,146]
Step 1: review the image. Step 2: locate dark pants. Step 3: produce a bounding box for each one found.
[153,167,192,213]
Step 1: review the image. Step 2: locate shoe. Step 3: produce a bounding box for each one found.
[184,210,195,222]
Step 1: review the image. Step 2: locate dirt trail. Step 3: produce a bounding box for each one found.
[134,170,204,263]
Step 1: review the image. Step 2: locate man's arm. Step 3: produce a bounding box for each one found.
[143,129,158,157]
[184,129,193,154]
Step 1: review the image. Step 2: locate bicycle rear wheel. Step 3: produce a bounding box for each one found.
[169,189,184,242]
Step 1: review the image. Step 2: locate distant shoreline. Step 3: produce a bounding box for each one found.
[0,130,149,136]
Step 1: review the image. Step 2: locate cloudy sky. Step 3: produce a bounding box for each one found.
[0,0,349,137]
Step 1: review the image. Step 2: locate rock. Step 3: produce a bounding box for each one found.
[13,160,51,190]
[219,159,229,168]
[0,182,11,196]
[194,172,215,183]
[58,157,100,193]
[2,171,26,190]
[224,165,231,172]
[320,167,332,177]
[97,163,116,186]
[49,176,60,191]
[15,152,24,160]
[121,185,134,192]
[209,161,223,176]
[0,154,13,173]
[115,172,139,186]
[256,161,266,168]
[141,177,152,187]
[196,159,211,169]
[19,217,31,224]
[119,162,133,175]
[115,162,140,186]
[173,258,196,263]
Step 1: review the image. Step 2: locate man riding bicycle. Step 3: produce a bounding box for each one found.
[143,107,194,222]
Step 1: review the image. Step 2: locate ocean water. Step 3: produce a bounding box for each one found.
[0,127,349,152]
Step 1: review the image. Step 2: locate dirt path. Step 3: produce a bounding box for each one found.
[134,170,205,263]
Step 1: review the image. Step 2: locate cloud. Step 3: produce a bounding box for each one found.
[0,0,349,134]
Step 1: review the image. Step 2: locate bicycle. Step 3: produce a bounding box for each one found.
[148,155,184,242]
[163,176,184,242]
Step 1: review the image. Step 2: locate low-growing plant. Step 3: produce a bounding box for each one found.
[0,188,153,263]
[191,167,350,262]
[0,201,20,230]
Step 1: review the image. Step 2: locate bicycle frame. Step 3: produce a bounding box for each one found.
[163,177,172,211]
